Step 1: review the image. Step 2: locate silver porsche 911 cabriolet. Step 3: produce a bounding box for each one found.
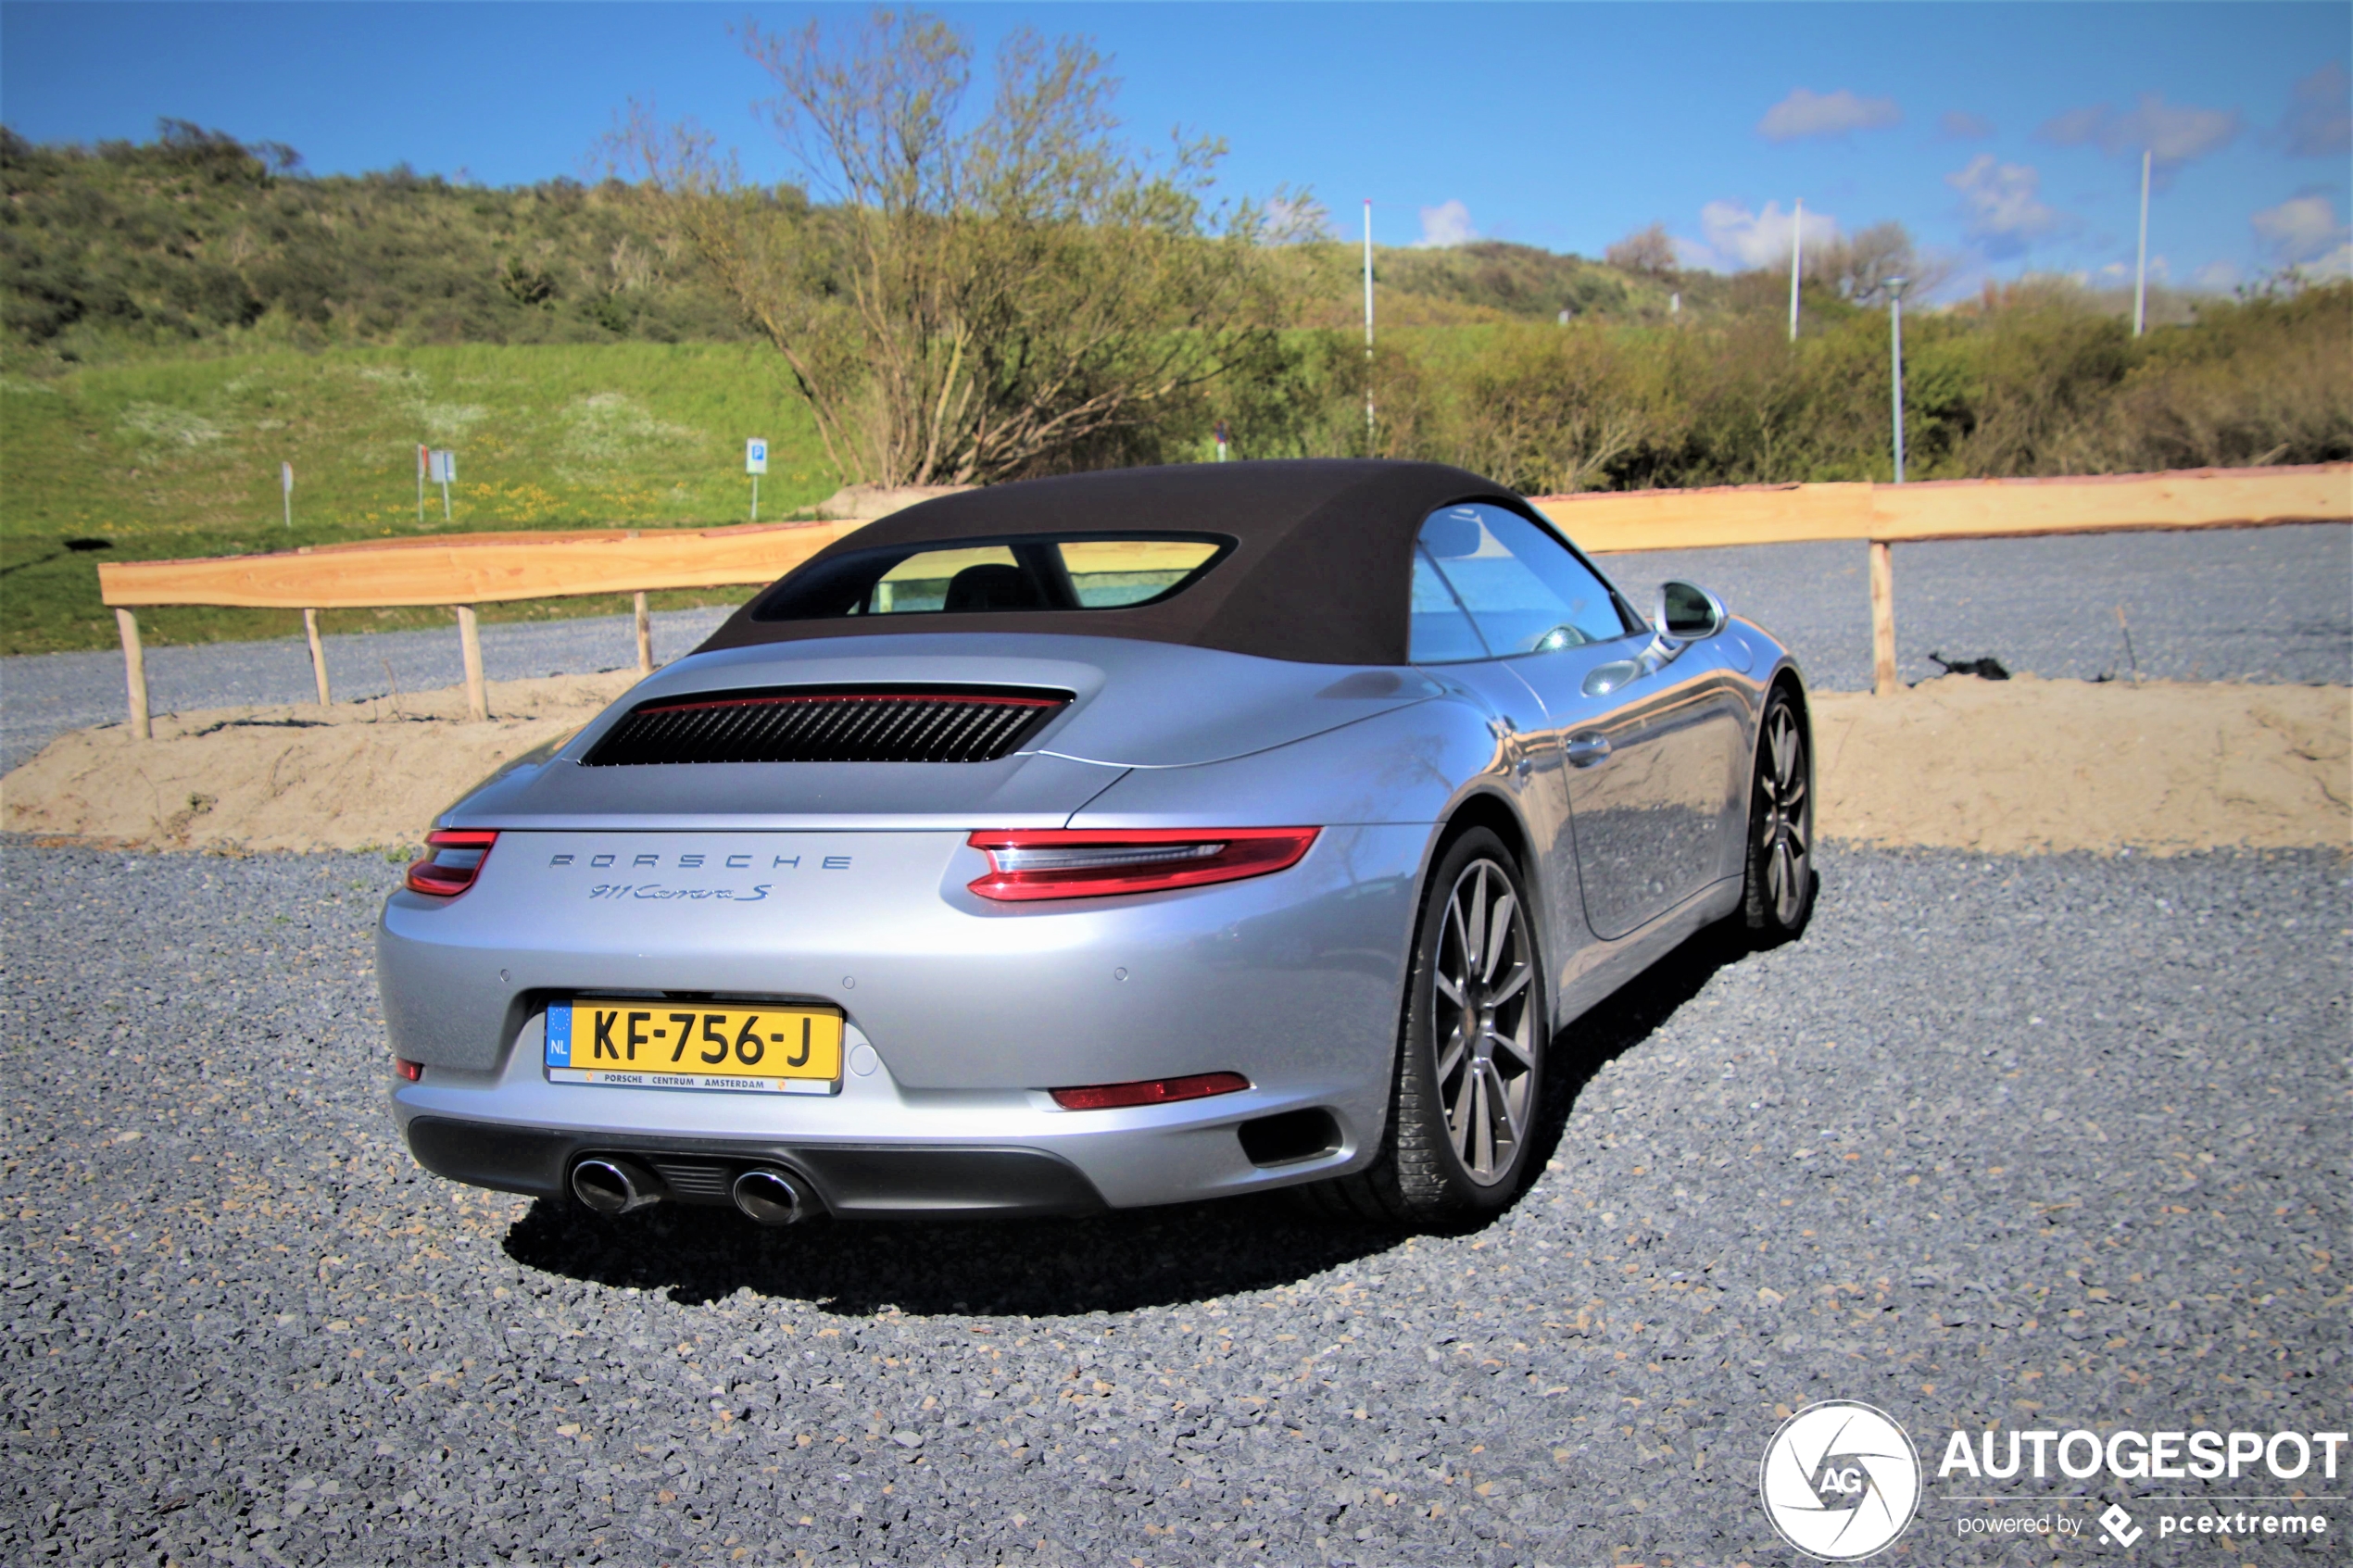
[379,459,1813,1228]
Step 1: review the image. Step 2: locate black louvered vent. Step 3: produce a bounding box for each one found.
[582,686,1071,767]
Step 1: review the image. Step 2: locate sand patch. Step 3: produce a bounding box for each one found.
[1812,676,2347,855]
[2,672,2345,858]
[0,671,638,853]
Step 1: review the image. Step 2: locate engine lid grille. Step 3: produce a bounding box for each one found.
[582,686,1071,767]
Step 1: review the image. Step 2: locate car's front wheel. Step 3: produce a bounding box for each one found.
[1306,826,1544,1225]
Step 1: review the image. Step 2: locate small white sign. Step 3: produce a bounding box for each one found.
[428,449,457,484]
[746,438,769,476]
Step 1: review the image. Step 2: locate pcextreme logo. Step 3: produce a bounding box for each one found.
[1759,1400,1923,1561]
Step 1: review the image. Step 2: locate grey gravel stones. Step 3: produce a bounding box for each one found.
[0,841,2344,1564]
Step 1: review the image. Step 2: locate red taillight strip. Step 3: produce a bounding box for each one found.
[404,829,498,897]
[636,691,1064,717]
[966,827,1319,902]
[1051,1073,1250,1111]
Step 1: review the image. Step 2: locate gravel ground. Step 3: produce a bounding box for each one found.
[2,840,2344,1565]
[6,523,2346,774]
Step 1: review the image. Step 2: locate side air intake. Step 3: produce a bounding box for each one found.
[581,686,1071,767]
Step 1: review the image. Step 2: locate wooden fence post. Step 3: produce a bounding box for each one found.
[455,605,488,721]
[302,608,331,707]
[1869,540,1898,696]
[114,608,151,741]
[634,591,653,674]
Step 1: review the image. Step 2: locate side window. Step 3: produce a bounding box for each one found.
[1409,548,1490,664]
[1418,503,1634,656]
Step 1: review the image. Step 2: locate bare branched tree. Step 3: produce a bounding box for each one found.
[610,10,1284,486]
[1806,221,1952,305]
[1604,222,1679,277]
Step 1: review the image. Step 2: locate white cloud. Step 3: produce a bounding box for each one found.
[2282,63,2352,157]
[2252,194,2351,268]
[2193,258,2242,291]
[1413,199,1477,248]
[1688,199,1839,270]
[1758,88,1901,141]
[2307,245,2353,280]
[1940,110,1994,140]
[1945,155,2061,257]
[2037,94,2242,175]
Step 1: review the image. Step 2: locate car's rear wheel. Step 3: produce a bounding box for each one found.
[1743,685,1815,942]
[1305,826,1544,1225]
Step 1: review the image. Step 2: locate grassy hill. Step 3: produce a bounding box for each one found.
[2,124,749,358]
[0,342,833,656]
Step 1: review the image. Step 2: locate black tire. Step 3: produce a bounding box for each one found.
[1304,827,1545,1225]
[1743,684,1816,942]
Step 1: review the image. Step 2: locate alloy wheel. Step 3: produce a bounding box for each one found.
[1429,858,1538,1185]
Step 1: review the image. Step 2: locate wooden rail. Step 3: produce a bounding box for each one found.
[88,464,2352,736]
[1535,464,2351,695]
[96,519,863,734]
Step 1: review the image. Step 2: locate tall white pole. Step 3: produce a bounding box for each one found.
[2133,147,2151,338]
[1789,198,1803,342]
[1887,281,1908,484]
[1363,200,1376,451]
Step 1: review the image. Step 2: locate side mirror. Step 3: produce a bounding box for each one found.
[1655,581,1727,643]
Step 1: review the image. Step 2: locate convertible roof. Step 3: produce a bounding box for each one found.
[696,458,1527,667]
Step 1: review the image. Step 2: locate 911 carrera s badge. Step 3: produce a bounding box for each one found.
[549,852,853,870]
[585,883,773,902]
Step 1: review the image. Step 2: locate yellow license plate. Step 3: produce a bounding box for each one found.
[546,998,843,1095]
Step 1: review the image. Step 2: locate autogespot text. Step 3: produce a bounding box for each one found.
[1937,1427,2347,1482]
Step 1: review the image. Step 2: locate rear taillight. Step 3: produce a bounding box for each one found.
[404,830,497,897]
[1051,1073,1250,1111]
[393,1059,424,1083]
[965,827,1318,902]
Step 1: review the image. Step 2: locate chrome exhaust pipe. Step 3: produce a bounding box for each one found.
[731,1166,807,1226]
[571,1157,662,1216]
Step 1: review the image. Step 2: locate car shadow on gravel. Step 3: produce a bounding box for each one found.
[500,917,1761,1318]
[1525,915,1760,1174]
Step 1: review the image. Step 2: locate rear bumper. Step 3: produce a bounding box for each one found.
[378,823,1430,1210]
[405,1117,1107,1218]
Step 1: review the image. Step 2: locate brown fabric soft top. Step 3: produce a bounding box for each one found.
[695,458,1527,668]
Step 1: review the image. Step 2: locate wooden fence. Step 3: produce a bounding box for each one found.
[1533,464,2350,694]
[98,519,865,734]
[93,463,2350,736]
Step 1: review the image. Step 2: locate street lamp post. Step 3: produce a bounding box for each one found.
[1885,275,1910,485]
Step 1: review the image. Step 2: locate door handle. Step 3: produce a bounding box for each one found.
[1565,734,1612,768]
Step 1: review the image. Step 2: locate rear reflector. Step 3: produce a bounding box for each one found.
[404,830,497,897]
[1050,1072,1250,1111]
[393,1059,423,1083]
[966,827,1318,902]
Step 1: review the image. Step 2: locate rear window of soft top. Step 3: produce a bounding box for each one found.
[752,533,1233,621]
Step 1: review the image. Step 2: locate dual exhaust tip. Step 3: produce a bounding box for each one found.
[569,1157,810,1226]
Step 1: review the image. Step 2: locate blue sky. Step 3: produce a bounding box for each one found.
[3,3,2347,295]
